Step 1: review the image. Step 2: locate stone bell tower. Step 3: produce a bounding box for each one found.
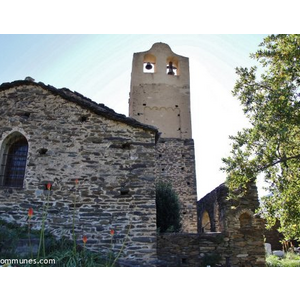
[129,42,192,139]
[129,43,197,233]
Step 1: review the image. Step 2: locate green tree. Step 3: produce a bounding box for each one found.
[156,182,181,233]
[222,34,300,241]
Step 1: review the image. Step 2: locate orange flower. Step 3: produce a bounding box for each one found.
[46,182,52,190]
[110,229,115,236]
[28,208,33,219]
[82,235,87,244]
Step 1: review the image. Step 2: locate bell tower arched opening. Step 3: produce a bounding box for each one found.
[143,53,156,73]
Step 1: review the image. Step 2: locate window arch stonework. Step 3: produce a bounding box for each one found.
[0,132,28,188]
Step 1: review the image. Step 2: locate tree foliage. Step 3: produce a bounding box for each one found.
[156,182,181,233]
[222,34,300,241]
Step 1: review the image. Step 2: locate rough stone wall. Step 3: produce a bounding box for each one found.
[157,233,230,267]
[156,138,198,233]
[157,183,265,267]
[197,184,228,233]
[0,84,158,265]
[197,183,266,266]
[157,229,265,267]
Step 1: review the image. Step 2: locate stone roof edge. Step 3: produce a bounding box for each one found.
[0,80,159,134]
[135,42,189,60]
[198,183,227,202]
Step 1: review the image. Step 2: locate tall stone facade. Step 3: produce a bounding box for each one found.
[129,43,198,232]
[0,80,159,266]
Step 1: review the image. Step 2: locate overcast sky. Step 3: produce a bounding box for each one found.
[0,34,268,198]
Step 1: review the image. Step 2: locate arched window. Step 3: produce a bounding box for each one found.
[239,213,252,228]
[0,133,28,188]
[201,210,211,232]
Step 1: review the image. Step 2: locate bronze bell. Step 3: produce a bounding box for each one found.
[167,61,176,75]
[145,62,153,70]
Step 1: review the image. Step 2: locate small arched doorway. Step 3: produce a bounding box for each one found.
[201,210,211,232]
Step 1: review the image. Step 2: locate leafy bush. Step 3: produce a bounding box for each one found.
[0,220,20,254]
[156,182,181,233]
[201,253,221,267]
[266,253,300,267]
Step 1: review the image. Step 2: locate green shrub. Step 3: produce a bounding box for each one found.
[0,220,19,254]
[201,253,221,267]
[266,253,300,267]
[156,182,181,233]
[266,255,282,267]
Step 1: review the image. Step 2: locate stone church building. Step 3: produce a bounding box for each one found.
[0,43,265,266]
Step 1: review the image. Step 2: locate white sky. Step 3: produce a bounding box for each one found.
[0,34,268,198]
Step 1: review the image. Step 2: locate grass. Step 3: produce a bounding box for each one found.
[0,219,117,267]
[266,252,300,267]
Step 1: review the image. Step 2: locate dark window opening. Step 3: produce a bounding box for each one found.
[120,187,130,196]
[122,143,131,150]
[1,136,28,188]
[181,258,187,265]
[38,148,48,155]
[80,116,88,122]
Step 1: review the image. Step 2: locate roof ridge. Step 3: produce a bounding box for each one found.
[0,79,159,134]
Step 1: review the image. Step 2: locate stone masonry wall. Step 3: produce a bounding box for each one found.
[157,233,230,267]
[157,183,266,267]
[197,183,266,266]
[156,138,198,233]
[0,84,158,266]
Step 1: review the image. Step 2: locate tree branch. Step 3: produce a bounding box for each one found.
[257,153,300,172]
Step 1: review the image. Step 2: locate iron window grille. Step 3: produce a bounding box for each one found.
[0,136,28,188]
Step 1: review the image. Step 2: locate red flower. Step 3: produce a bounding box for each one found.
[110,229,115,236]
[46,183,52,190]
[28,208,33,219]
[82,236,87,244]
